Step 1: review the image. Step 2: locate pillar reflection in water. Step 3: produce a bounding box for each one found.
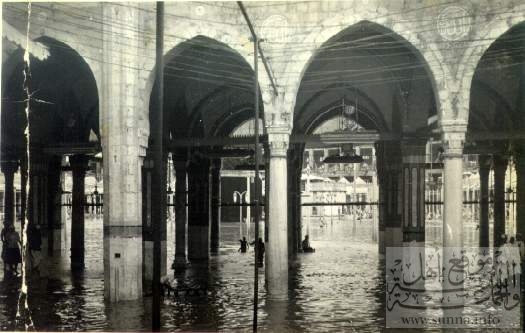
[173,156,188,269]
[264,299,290,332]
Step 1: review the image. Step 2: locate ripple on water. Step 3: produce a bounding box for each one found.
[1,215,518,331]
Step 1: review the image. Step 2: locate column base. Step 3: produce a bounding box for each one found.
[403,230,425,244]
[384,227,403,249]
[104,236,142,302]
[188,225,209,261]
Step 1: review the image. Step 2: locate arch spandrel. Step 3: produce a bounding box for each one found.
[456,2,525,123]
[281,13,446,128]
[147,32,264,144]
[1,35,101,163]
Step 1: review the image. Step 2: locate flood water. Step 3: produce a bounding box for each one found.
[0,213,521,331]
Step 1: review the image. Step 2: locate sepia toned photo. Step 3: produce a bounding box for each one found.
[0,1,524,331]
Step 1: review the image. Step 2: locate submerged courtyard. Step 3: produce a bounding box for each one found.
[1,0,525,331]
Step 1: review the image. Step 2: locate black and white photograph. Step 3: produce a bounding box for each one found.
[0,1,524,331]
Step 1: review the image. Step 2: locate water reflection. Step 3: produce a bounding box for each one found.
[0,215,520,331]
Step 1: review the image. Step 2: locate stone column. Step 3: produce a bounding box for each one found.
[478,155,490,248]
[294,167,302,254]
[401,141,426,246]
[142,153,168,291]
[493,155,508,248]
[29,158,49,273]
[399,141,426,292]
[1,161,18,226]
[47,158,62,255]
[173,158,188,268]
[101,3,147,301]
[441,126,465,248]
[70,154,88,270]
[59,160,68,251]
[287,146,302,257]
[514,142,525,247]
[245,176,251,237]
[264,151,270,243]
[19,156,27,230]
[441,123,466,303]
[29,159,48,228]
[375,142,387,254]
[266,131,289,299]
[376,141,403,253]
[187,154,210,261]
[371,165,378,242]
[210,159,221,254]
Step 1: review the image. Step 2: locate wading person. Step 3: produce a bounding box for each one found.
[5,225,21,276]
[1,225,9,274]
[238,237,249,253]
[302,235,315,253]
[255,238,265,267]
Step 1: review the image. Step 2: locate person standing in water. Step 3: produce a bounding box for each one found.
[5,225,21,276]
[256,238,265,267]
[302,235,315,253]
[238,237,249,253]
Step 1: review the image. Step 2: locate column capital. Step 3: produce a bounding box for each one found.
[0,160,18,175]
[439,119,467,133]
[69,154,89,171]
[171,148,188,162]
[492,154,508,172]
[263,93,293,131]
[401,139,426,164]
[187,152,210,173]
[267,129,289,157]
[142,157,154,169]
[478,154,491,174]
[440,121,466,158]
[511,140,525,169]
[172,159,187,171]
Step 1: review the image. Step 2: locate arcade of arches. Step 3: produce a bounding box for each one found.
[1,1,525,304]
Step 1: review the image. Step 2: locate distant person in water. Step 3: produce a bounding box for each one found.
[252,238,265,267]
[238,237,249,253]
[1,225,9,274]
[5,225,21,275]
[302,235,315,253]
